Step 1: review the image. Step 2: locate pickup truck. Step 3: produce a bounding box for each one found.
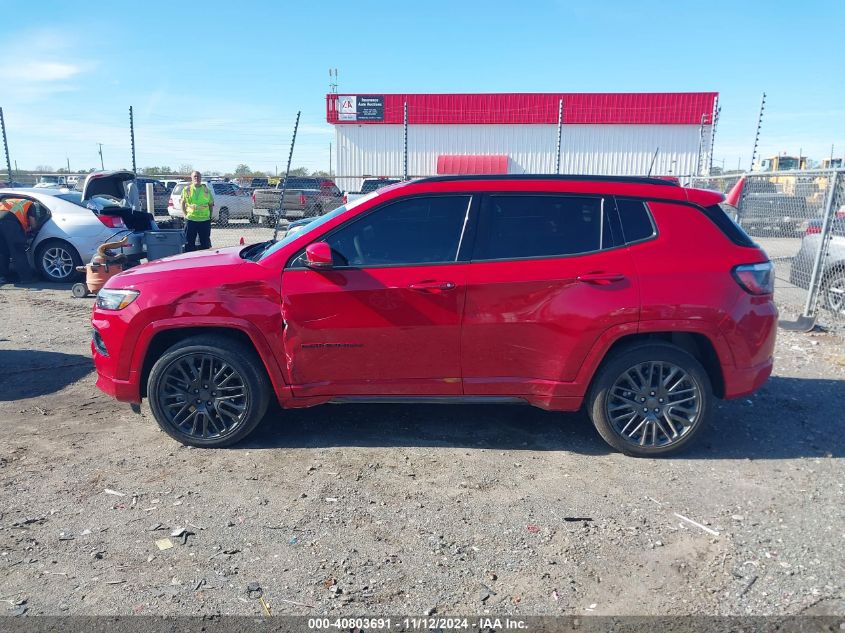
[251,188,326,227]
[343,177,401,204]
[251,177,343,226]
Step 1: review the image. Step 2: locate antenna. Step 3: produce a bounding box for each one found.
[647,147,660,176]
[329,68,338,94]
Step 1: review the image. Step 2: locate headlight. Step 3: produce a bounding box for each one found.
[96,289,140,310]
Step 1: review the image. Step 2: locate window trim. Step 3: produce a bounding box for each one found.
[285,193,478,270]
[469,192,624,264]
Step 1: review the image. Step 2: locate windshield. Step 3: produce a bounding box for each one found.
[256,190,382,261]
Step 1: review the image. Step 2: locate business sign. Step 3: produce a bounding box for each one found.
[338,96,357,121]
[336,95,384,121]
[356,95,384,121]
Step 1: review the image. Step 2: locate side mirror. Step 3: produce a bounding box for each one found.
[305,242,333,269]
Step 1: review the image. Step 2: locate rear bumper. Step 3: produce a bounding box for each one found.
[723,358,774,399]
[253,208,304,219]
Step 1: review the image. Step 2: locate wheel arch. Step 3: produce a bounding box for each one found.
[138,324,288,402]
[590,331,725,399]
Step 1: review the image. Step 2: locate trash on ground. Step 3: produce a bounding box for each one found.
[155,538,173,551]
[674,512,720,536]
[247,582,263,599]
[104,488,125,497]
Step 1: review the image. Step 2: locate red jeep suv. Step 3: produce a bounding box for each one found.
[91,175,777,456]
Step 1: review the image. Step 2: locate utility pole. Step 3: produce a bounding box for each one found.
[66,157,71,173]
[0,107,12,183]
[129,106,136,174]
[98,143,104,170]
[749,92,766,172]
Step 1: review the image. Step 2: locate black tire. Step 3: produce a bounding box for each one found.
[249,213,258,225]
[147,335,271,448]
[821,268,845,318]
[35,239,83,283]
[587,343,712,457]
[216,207,230,227]
[264,216,276,228]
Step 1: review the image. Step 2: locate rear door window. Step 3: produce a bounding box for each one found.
[474,194,617,261]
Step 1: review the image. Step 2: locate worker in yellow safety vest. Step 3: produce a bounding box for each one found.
[180,170,215,251]
[0,197,40,283]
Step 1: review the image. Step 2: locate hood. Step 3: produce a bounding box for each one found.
[82,170,136,203]
[108,247,247,286]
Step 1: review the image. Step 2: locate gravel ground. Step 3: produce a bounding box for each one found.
[1,239,844,618]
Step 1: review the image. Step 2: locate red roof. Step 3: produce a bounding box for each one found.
[436,155,508,175]
[327,92,717,126]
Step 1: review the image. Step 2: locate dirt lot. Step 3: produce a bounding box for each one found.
[1,235,844,617]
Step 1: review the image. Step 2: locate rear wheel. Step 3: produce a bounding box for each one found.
[587,344,712,457]
[147,335,271,447]
[35,240,83,283]
[216,207,230,227]
[821,269,845,318]
[264,216,276,228]
[305,204,323,218]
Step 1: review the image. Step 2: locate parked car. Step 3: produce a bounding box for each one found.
[0,171,147,282]
[283,216,318,238]
[34,175,69,188]
[167,181,252,226]
[91,174,776,456]
[135,178,170,215]
[249,177,269,189]
[0,180,26,188]
[343,177,401,204]
[790,215,845,317]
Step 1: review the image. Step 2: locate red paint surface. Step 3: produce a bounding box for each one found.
[327,92,718,125]
[92,176,774,412]
[436,155,509,174]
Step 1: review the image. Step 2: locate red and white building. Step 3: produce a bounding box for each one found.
[326,92,718,192]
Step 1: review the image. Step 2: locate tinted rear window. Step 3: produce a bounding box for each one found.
[703,204,756,247]
[616,199,656,243]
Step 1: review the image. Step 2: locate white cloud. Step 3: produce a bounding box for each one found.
[1,61,83,82]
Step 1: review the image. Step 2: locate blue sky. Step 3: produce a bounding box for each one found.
[2,0,843,174]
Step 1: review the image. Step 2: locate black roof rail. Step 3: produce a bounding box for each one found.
[411,174,679,187]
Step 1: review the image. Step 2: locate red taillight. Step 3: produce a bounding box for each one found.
[97,215,125,229]
[342,194,348,204]
[805,224,821,235]
[733,262,774,295]
[168,198,174,208]
[252,193,255,204]
[299,193,306,206]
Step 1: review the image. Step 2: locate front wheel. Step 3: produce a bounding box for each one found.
[35,240,83,283]
[587,344,712,457]
[147,336,271,447]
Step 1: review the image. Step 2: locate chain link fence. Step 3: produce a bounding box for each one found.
[692,169,845,332]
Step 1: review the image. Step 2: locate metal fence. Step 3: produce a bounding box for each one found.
[691,169,845,331]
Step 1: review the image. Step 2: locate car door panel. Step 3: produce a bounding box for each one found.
[460,193,640,398]
[280,194,473,397]
[282,264,466,396]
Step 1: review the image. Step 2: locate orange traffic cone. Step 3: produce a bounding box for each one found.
[239,236,245,245]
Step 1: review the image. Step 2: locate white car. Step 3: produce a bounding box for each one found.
[0,171,146,283]
[167,181,252,226]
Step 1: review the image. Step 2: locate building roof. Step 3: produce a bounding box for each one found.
[326,92,718,126]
